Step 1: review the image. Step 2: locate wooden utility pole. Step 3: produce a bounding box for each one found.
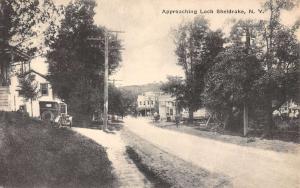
[243,103,249,136]
[243,26,251,137]
[103,33,109,130]
[88,30,124,131]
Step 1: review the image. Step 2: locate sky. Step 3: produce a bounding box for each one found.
[32,0,300,86]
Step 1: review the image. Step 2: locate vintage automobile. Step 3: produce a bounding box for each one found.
[39,101,72,127]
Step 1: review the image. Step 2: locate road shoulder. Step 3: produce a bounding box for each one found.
[153,121,300,154]
[122,127,232,188]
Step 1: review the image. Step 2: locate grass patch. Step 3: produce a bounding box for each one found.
[0,112,115,188]
[126,146,171,188]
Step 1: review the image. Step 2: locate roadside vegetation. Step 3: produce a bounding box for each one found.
[161,0,300,138]
[0,112,116,188]
[152,120,300,153]
[45,0,127,125]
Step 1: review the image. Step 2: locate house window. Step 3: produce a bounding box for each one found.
[144,101,146,105]
[170,109,173,115]
[18,90,24,96]
[41,83,49,96]
[151,101,154,105]
[18,105,27,112]
[140,101,142,105]
[147,101,149,105]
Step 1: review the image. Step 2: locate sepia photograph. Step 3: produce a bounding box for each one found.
[0,0,299,187]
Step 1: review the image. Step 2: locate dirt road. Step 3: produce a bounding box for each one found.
[124,117,300,188]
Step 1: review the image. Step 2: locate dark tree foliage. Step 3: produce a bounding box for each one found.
[204,45,263,130]
[0,0,57,54]
[161,76,186,110]
[45,0,122,117]
[168,16,224,121]
[119,89,138,116]
[0,0,57,88]
[108,84,125,116]
[204,0,300,134]
[255,0,300,136]
[18,74,38,100]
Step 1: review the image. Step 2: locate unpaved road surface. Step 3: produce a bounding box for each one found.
[73,128,152,188]
[124,117,300,188]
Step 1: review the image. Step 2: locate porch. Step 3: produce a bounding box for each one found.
[0,45,30,111]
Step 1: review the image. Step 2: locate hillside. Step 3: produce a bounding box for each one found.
[120,82,162,96]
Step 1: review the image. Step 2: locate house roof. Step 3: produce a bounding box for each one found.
[3,45,30,62]
[23,69,48,80]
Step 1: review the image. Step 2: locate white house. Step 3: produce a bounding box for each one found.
[137,92,161,116]
[273,100,300,118]
[181,108,210,120]
[9,70,64,118]
[136,92,178,120]
[0,46,30,111]
[158,94,177,121]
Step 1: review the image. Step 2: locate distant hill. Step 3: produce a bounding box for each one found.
[120,82,162,96]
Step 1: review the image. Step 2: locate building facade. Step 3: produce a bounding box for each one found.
[0,46,30,111]
[158,94,177,121]
[275,100,299,118]
[9,70,64,118]
[137,92,160,116]
[136,92,177,120]
[136,91,212,121]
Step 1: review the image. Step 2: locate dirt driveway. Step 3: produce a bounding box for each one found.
[124,117,300,188]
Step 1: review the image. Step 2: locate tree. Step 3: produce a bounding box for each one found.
[204,20,265,133]
[108,84,125,117]
[0,0,57,87]
[0,0,58,57]
[170,16,224,122]
[255,0,300,136]
[45,0,122,118]
[120,89,138,116]
[18,74,38,117]
[161,76,186,111]
[204,42,263,131]
[204,0,300,135]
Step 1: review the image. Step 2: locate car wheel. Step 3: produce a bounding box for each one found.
[41,111,54,122]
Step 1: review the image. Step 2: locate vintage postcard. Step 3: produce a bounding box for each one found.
[0,0,299,187]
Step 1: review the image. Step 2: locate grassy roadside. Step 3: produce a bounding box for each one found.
[152,121,300,154]
[122,127,232,188]
[0,112,116,188]
[126,146,171,188]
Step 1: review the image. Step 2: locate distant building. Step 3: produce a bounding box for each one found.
[137,92,160,116]
[136,91,213,121]
[136,91,178,120]
[276,100,299,118]
[181,108,210,120]
[158,94,177,121]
